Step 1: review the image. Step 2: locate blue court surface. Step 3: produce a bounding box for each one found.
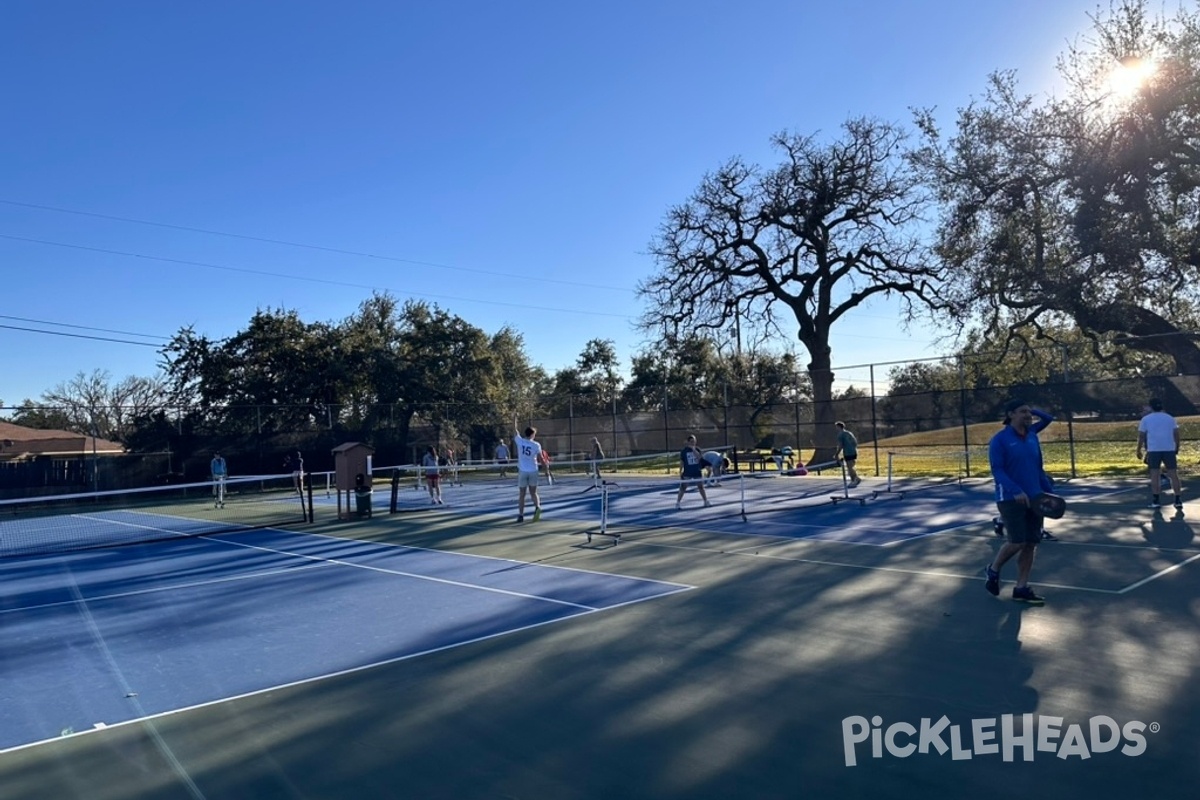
[0,528,691,753]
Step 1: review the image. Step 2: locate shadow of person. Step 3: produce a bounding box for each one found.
[1141,508,1195,549]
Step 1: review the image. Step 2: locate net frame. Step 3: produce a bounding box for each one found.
[0,473,312,560]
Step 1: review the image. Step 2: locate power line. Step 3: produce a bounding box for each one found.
[0,234,637,321]
[0,314,169,341]
[0,323,161,347]
[0,198,635,294]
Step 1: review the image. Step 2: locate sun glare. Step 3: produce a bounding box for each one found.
[1107,56,1157,100]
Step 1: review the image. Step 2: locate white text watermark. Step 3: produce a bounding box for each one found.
[841,714,1157,767]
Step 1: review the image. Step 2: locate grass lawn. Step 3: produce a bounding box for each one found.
[864,416,1200,479]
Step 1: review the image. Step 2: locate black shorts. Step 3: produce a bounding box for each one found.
[996,500,1042,545]
[1146,451,1178,470]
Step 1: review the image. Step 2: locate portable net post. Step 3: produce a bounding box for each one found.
[390,469,401,514]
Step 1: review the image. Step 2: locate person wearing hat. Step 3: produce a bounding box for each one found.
[1137,397,1183,509]
[984,399,1055,604]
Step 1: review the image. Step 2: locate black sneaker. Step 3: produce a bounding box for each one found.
[992,517,1005,537]
[1174,497,1184,509]
[516,515,524,523]
[1012,586,1045,605]
[984,565,1000,596]
[1041,530,1057,541]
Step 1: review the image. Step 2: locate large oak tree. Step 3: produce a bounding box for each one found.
[639,118,945,460]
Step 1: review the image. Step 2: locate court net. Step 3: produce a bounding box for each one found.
[314,451,686,514]
[0,474,310,559]
[593,464,853,540]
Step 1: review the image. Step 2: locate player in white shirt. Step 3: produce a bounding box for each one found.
[513,420,544,523]
[1137,397,1183,509]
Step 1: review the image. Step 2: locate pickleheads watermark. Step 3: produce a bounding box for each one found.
[842,714,1158,767]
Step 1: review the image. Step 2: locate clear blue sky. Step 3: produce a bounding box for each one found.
[1,0,1107,406]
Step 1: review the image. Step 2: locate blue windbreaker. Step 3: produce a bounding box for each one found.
[989,409,1054,502]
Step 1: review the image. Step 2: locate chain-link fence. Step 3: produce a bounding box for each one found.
[4,366,1198,498]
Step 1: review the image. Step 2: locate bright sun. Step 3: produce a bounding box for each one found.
[1107,56,1157,100]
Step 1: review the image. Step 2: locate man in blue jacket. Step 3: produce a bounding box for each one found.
[985,399,1055,605]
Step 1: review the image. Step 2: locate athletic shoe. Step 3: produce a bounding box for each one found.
[1149,501,1161,509]
[984,565,1000,596]
[516,515,524,523]
[851,478,862,487]
[1174,497,1184,509]
[675,503,681,511]
[1012,586,1045,605]
[703,501,712,508]
[1040,530,1057,541]
[532,507,542,522]
[993,517,1005,537]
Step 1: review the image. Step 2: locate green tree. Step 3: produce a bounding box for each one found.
[913,0,1200,372]
[160,309,341,434]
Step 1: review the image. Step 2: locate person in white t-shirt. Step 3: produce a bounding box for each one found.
[513,420,544,523]
[1137,397,1182,509]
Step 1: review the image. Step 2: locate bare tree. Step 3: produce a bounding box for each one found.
[639,118,945,460]
[37,369,167,442]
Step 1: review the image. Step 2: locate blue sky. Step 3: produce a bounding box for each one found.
[1,0,1109,406]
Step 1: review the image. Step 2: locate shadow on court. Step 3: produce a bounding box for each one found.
[1,483,1198,799]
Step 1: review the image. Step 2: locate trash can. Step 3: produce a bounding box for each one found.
[354,473,372,518]
[355,487,372,517]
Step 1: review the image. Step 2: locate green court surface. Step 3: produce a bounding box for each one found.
[2,477,1197,800]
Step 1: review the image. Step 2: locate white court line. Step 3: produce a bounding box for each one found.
[41,510,694,597]
[1117,551,1200,593]
[2,528,694,757]
[0,561,333,616]
[0,585,675,757]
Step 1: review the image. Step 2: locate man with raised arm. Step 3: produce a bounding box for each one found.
[514,418,544,523]
[984,399,1055,605]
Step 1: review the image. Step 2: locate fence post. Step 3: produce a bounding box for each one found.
[1063,345,1078,478]
[663,379,670,453]
[870,364,880,477]
[724,382,730,447]
[959,357,972,477]
[611,395,618,458]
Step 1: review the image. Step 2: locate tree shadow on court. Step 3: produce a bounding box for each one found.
[3,510,1198,800]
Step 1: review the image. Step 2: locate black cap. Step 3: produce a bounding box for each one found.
[1149,398,1164,411]
[1002,398,1029,425]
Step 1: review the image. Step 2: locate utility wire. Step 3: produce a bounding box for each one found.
[0,234,637,321]
[0,314,169,341]
[0,323,161,347]
[0,198,635,294]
